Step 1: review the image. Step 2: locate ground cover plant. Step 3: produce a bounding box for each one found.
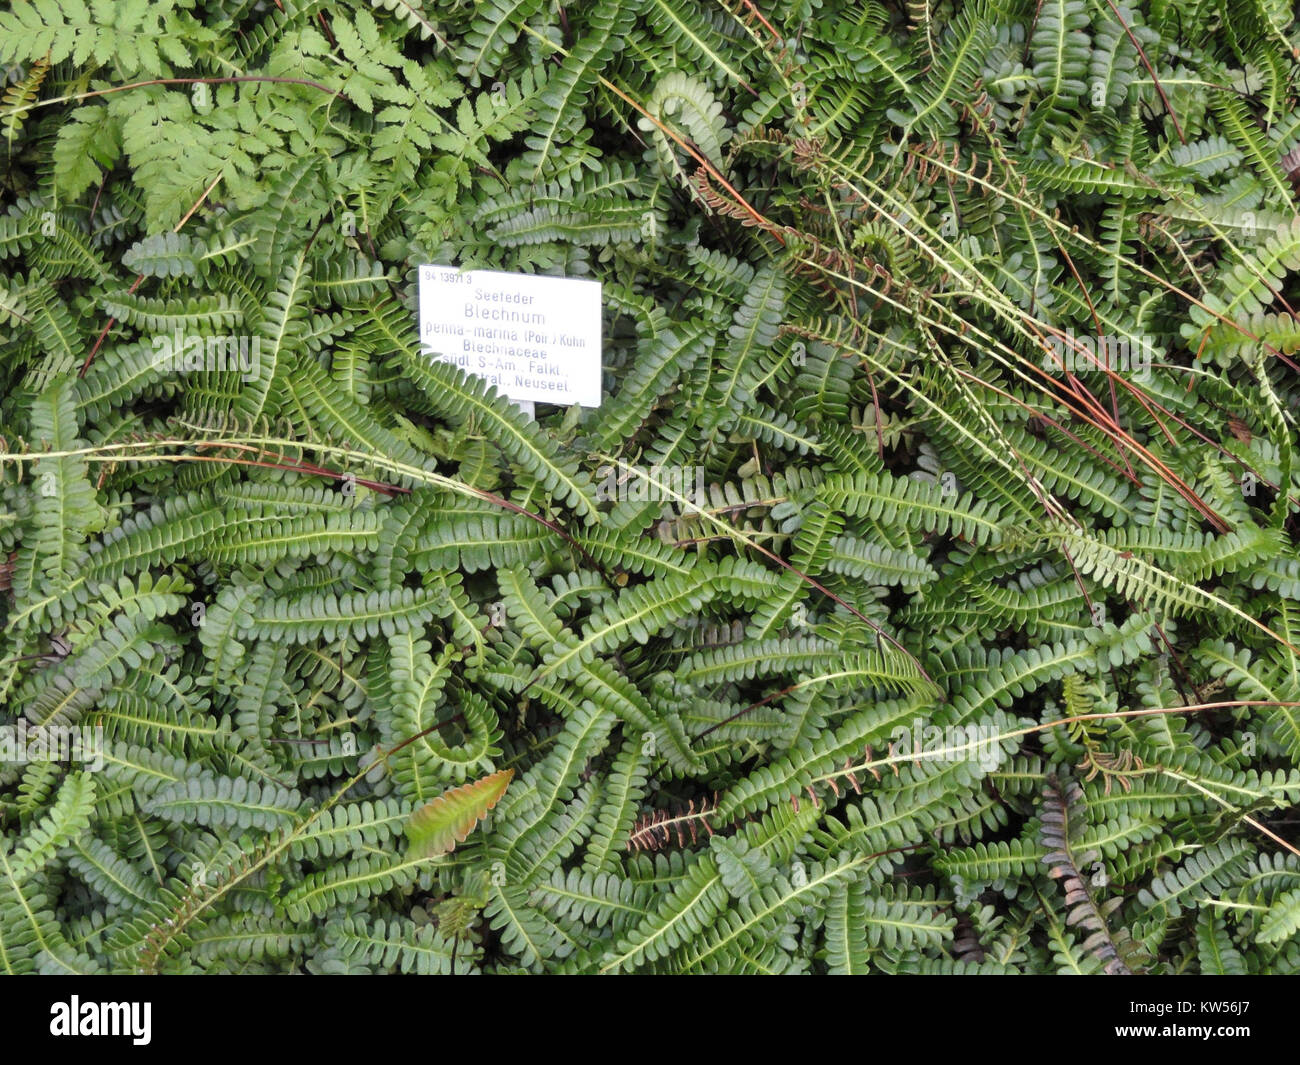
[2,0,1300,974]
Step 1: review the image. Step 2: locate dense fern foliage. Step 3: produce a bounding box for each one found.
[2,0,1300,974]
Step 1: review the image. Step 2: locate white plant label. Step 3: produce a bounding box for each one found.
[418,265,602,407]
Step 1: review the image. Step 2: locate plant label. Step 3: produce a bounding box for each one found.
[418,265,602,407]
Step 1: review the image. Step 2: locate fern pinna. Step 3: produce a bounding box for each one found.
[1,0,1300,975]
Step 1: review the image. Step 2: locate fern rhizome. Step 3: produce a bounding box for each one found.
[1,0,1299,975]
